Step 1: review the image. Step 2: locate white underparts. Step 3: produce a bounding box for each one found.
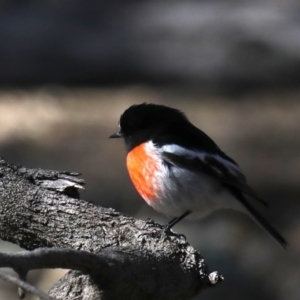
[142,142,245,219]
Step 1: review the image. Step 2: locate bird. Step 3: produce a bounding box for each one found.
[110,103,287,248]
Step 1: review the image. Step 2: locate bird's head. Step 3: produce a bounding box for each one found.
[110,103,187,151]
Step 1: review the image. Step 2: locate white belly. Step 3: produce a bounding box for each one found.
[147,160,244,219]
[139,141,245,219]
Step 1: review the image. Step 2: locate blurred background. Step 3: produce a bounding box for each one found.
[0,0,299,299]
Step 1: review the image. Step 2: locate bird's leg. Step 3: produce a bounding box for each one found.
[164,211,192,232]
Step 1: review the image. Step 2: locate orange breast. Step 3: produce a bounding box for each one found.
[126,143,159,202]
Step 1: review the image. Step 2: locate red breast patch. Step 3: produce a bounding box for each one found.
[126,143,159,202]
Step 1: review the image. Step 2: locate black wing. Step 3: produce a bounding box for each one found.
[162,151,268,207]
[162,151,287,248]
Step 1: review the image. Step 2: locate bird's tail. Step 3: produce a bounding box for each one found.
[233,190,288,249]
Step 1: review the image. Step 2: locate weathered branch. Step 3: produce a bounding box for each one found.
[0,270,57,300]
[0,158,223,299]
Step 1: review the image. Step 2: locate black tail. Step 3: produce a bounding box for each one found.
[233,190,288,249]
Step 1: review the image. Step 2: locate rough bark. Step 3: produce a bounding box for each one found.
[0,158,222,300]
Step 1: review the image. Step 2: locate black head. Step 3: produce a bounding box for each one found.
[110,103,188,151]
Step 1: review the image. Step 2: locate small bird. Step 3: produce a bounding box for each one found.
[110,103,287,248]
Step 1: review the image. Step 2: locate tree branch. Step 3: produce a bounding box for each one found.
[0,158,223,299]
[0,247,142,279]
[0,270,57,300]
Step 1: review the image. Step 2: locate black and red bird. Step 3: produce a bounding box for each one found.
[110,103,287,248]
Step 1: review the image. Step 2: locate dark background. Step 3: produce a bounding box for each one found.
[0,1,299,299]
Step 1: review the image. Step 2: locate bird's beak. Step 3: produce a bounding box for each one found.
[109,130,123,138]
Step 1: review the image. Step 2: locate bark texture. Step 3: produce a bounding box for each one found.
[0,159,222,300]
